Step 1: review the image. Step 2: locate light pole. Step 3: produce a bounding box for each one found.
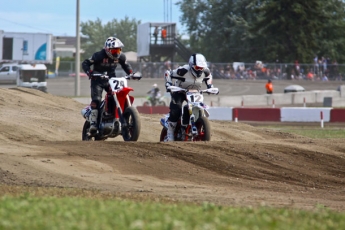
[75,0,80,96]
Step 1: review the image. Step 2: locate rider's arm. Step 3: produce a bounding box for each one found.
[82,55,95,75]
[118,53,133,75]
[164,70,173,90]
[165,65,189,90]
[204,68,214,88]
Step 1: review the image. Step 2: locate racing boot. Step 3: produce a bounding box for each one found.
[89,109,98,133]
[164,121,177,142]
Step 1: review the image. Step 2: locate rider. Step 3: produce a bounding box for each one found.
[164,53,218,142]
[82,36,133,133]
[147,83,161,106]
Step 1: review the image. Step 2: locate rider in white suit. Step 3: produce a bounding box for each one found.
[164,53,219,142]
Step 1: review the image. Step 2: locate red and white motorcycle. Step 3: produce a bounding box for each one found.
[159,85,219,142]
[81,72,141,141]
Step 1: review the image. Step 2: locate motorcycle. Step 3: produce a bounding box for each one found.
[143,93,167,107]
[159,85,219,142]
[81,72,142,141]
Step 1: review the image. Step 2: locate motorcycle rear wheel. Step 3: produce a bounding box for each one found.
[158,101,166,106]
[194,116,211,141]
[122,107,141,141]
[143,101,150,107]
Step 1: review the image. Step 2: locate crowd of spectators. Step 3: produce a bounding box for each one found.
[209,61,283,80]
[133,58,344,81]
[209,58,343,81]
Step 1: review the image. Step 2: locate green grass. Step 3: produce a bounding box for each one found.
[1,194,345,230]
[262,125,345,138]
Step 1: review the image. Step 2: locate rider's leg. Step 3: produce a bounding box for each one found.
[89,81,103,132]
[89,105,98,132]
[165,93,183,142]
[165,120,177,141]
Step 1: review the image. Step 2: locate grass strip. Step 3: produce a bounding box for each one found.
[1,194,345,230]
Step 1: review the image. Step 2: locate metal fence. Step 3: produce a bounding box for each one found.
[47,61,345,81]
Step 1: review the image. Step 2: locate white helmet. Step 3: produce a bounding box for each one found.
[153,83,157,88]
[104,37,124,59]
[189,53,207,78]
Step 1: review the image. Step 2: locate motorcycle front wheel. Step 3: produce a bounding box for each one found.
[122,107,141,141]
[82,121,102,141]
[194,116,211,141]
[159,127,167,142]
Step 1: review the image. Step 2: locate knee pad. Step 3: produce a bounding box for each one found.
[182,105,189,125]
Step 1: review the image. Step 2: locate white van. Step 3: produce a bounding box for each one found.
[0,63,18,83]
[16,64,47,93]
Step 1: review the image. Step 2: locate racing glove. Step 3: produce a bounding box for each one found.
[86,70,93,79]
[207,84,219,95]
[165,82,172,92]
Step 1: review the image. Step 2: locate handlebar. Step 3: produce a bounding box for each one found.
[126,73,142,80]
[90,72,142,80]
[91,73,109,79]
[167,86,219,95]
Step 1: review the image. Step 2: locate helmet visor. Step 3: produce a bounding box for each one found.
[193,65,204,71]
[109,48,121,55]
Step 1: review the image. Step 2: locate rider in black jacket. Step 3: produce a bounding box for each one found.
[82,36,133,133]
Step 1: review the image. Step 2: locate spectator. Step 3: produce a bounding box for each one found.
[330,60,339,79]
[322,74,329,82]
[153,26,159,44]
[336,73,343,81]
[161,27,167,43]
[164,60,172,70]
[307,70,314,81]
[294,60,300,78]
[265,79,273,94]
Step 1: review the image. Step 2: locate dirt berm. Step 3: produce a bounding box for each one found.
[0,87,344,211]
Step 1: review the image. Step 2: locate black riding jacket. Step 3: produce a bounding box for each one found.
[82,49,133,77]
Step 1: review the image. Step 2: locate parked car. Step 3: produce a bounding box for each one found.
[0,63,18,83]
[284,85,305,93]
[68,72,88,77]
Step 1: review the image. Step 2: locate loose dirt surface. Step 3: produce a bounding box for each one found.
[1,87,345,211]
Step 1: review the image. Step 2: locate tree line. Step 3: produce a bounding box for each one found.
[78,0,345,65]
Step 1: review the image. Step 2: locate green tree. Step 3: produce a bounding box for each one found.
[316,0,345,63]
[177,0,345,64]
[250,0,325,63]
[177,0,259,62]
[80,17,141,60]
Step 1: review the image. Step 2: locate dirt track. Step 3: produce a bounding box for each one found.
[1,87,345,211]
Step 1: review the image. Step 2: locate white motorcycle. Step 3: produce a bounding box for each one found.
[159,85,219,141]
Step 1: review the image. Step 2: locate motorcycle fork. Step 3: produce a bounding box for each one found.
[183,104,197,141]
[113,93,131,129]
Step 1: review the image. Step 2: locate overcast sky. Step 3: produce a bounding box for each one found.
[0,0,184,36]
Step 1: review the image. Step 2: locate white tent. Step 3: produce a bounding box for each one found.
[124,51,137,62]
[284,85,305,93]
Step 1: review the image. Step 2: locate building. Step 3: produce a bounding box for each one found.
[53,36,82,58]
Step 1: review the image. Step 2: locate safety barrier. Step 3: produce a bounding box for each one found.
[137,106,345,122]
[136,106,169,114]
[330,109,345,122]
[232,108,281,122]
